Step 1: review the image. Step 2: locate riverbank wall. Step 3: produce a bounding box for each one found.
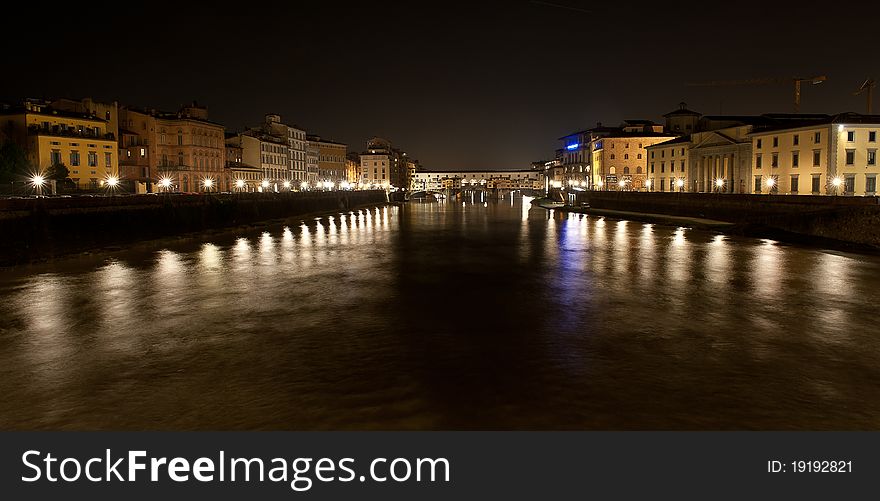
[573,191,880,248]
[0,190,388,265]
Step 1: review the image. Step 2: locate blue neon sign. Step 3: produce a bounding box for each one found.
[566,143,580,150]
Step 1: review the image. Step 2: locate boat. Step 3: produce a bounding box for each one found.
[530,190,566,209]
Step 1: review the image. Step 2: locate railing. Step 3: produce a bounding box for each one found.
[28,125,116,141]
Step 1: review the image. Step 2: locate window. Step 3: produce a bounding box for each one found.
[671,149,675,157]
[754,176,762,193]
[757,139,762,149]
[793,134,799,146]
[660,179,665,191]
[813,150,821,166]
[637,154,642,159]
[623,167,630,174]
[70,151,80,166]
[660,162,665,173]
[755,154,762,169]
[870,131,877,142]
[792,151,799,168]
[844,175,855,194]
[104,152,112,167]
[50,150,61,165]
[845,150,855,165]
[814,131,821,143]
[624,154,629,160]
[650,151,655,159]
[790,175,799,193]
[681,148,685,156]
[773,137,778,147]
[772,153,778,168]
[650,163,655,173]
[610,154,615,160]
[811,175,821,193]
[680,161,685,172]
[661,150,665,158]
[868,150,876,166]
[867,175,877,194]
[847,131,855,142]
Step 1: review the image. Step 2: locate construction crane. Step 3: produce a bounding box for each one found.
[686,75,827,113]
[854,78,875,114]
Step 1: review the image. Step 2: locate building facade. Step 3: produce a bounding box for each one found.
[118,103,226,193]
[307,135,347,186]
[263,114,307,184]
[0,99,119,189]
[227,130,288,191]
[749,113,880,195]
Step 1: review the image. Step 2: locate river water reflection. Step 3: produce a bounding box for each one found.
[2,198,879,429]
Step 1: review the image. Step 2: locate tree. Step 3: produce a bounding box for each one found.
[0,141,30,183]
[47,163,70,181]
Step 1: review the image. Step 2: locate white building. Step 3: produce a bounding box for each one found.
[263,114,307,185]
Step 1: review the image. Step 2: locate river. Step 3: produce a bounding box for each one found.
[1,196,879,429]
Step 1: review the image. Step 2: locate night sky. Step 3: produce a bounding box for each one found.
[5,1,879,170]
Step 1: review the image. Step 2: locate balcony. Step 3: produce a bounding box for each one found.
[28,125,116,141]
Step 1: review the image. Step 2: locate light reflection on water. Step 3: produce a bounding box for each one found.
[1,199,880,430]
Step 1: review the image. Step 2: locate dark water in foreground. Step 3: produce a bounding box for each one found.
[2,197,879,430]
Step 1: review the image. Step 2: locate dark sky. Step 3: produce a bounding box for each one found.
[5,1,879,170]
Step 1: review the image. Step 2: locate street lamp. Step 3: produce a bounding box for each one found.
[202,178,214,193]
[261,179,270,192]
[831,176,843,195]
[618,180,626,190]
[30,174,46,196]
[645,179,652,190]
[301,181,309,191]
[159,177,172,193]
[235,179,245,192]
[766,177,776,191]
[283,180,291,190]
[715,178,725,192]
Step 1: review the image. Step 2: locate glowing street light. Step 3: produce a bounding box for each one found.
[715,178,725,188]
[766,177,776,188]
[159,177,173,193]
[676,178,685,190]
[235,179,245,191]
[831,176,843,194]
[618,180,626,189]
[261,179,270,192]
[106,176,119,188]
[203,178,214,192]
[645,179,652,189]
[31,174,46,195]
[301,182,310,191]
[283,180,291,190]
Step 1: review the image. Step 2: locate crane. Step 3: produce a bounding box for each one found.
[686,75,827,113]
[854,78,875,114]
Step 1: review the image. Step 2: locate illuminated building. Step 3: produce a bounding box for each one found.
[307,135,348,185]
[0,99,119,189]
[263,114,307,184]
[749,113,880,195]
[119,102,226,193]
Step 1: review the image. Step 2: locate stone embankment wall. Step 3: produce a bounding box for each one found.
[0,190,388,265]
[575,191,880,248]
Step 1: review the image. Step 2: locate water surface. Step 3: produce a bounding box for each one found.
[2,198,879,429]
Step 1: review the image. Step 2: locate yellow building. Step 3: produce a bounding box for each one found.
[645,136,690,192]
[308,135,347,185]
[749,113,880,195]
[0,100,118,189]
